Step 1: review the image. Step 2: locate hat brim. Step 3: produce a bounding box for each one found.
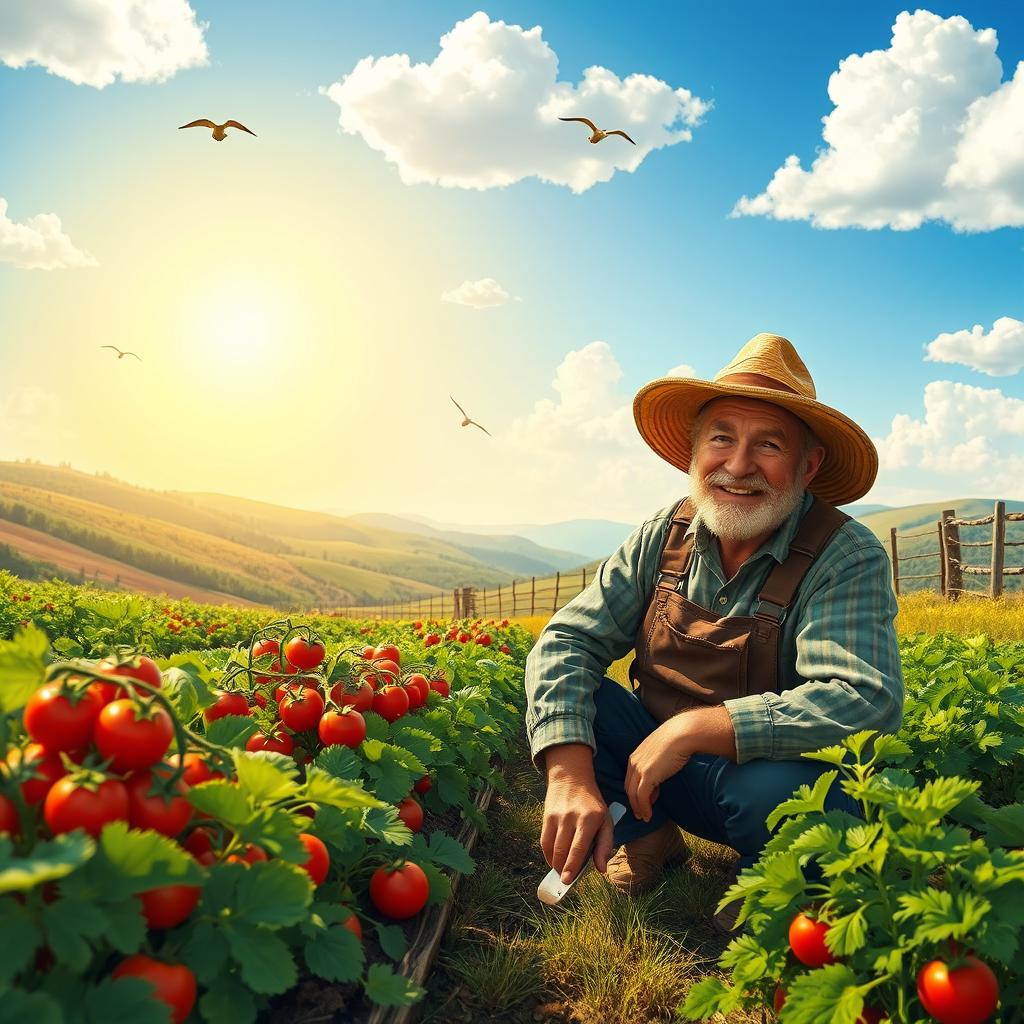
[633,378,878,507]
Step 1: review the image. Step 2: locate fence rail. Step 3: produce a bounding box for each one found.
[890,501,1024,601]
[335,565,595,621]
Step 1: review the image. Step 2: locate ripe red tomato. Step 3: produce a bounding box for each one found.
[331,679,373,713]
[318,708,366,748]
[112,955,196,1024]
[369,861,429,919]
[405,674,430,708]
[165,752,215,786]
[94,700,174,773]
[24,682,103,753]
[250,638,280,660]
[372,684,409,723]
[498,644,512,655]
[424,633,441,647]
[138,884,201,929]
[7,743,66,804]
[341,907,362,940]
[183,825,217,860]
[375,644,401,666]
[246,729,295,755]
[414,775,432,795]
[126,770,191,837]
[476,633,492,646]
[0,794,19,835]
[96,656,163,697]
[226,843,267,865]
[788,912,836,967]
[44,776,129,837]
[274,680,304,702]
[428,678,450,699]
[361,645,376,660]
[284,636,326,670]
[203,690,250,723]
[252,691,268,710]
[278,687,325,732]
[917,955,999,1024]
[298,833,330,886]
[397,796,423,833]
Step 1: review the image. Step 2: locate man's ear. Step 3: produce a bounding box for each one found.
[802,445,826,486]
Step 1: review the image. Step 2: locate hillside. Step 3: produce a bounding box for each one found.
[0,462,592,606]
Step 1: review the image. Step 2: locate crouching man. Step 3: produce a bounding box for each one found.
[525,332,903,931]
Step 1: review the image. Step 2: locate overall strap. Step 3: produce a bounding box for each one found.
[655,498,697,593]
[754,496,850,626]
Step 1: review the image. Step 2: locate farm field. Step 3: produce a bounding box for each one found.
[1,575,1023,1023]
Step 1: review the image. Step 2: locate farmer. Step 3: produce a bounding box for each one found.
[524,332,903,931]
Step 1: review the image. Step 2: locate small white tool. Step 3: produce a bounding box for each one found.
[536,801,627,905]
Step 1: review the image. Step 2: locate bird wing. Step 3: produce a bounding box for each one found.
[179,119,216,130]
[224,120,256,136]
[100,345,122,354]
[450,395,469,418]
[559,116,598,131]
[125,351,142,361]
[469,420,491,437]
[607,130,636,145]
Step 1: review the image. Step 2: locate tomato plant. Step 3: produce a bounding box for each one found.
[396,796,423,833]
[788,911,836,967]
[138,883,201,929]
[298,832,330,886]
[24,680,103,753]
[203,689,250,723]
[43,773,129,837]
[246,728,295,755]
[284,635,325,670]
[372,684,409,723]
[331,679,373,713]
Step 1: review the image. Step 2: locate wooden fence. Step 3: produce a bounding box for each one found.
[889,501,1024,600]
[335,566,595,621]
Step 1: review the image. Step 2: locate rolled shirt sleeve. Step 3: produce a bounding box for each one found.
[524,508,674,769]
[723,537,904,764]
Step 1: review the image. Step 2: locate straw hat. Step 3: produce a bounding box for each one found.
[632,332,878,506]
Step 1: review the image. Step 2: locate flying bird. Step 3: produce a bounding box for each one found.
[450,396,491,436]
[558,116,635,145]
[178,119,256,141]
[101,346,141,361]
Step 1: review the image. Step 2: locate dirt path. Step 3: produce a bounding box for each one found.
[0,519,264,607]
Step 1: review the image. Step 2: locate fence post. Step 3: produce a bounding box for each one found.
[482,589,487,617]
[942,509,962,602]
[531,577,536,616]
[991,500,1006,599]
[581,566,587,591]
[497,585,502,617]
[511,580,517,618]
[453,589,461,618]
[553,571,560,614]
[463,586,476,618]
[889,528,899,595]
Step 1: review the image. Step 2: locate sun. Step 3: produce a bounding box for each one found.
[213,303,274,358]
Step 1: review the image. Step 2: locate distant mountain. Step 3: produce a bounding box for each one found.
[841,502,891,518]
[353,512,635,562]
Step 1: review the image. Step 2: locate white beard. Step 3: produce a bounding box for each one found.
[690,467,806,543]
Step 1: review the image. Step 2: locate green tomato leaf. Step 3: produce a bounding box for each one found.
[0,989,64,1024]
[96,822,201,896]
[363,963,424,1007]
[303,766,385,810]
[233,860,311,927]
[0,624,49,713]
[0,832,94,894]
[187,780,252,824]
[204,714,259,748]
[198,969,258,1024]
[304,923,364,982]
[232,750,299,803]
[84,977,171,1024]
[179,918,230,986]
[374,922,408,961]
[226,922,297,995]
[0,901,40,985]
[313,745,362,782]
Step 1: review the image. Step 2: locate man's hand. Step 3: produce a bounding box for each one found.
[625,705,737,822]
[624,715,693,822]
[541,744,614,884]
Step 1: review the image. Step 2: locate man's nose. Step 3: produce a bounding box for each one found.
[723,444,757,478]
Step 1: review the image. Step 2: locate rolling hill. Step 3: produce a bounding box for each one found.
[0,462,594,607]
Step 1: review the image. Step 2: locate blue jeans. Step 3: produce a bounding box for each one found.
[592,678,859,868]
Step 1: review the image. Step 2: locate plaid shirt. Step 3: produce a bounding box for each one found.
[525,490,904,768]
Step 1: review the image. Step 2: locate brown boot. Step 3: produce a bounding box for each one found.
[604,821,689,895]
[710,865,742,935]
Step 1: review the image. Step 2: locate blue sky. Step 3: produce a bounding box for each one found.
[1,1,1022,524]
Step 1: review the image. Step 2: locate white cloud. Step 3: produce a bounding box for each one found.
[873,380,1024,478]
[0,198,96,269]
[483,343,692,520]
[664,363,698,378]
[732,10,1024,232]
[320,11,710,193]
[0,0,208,88]
[925,317,1024,376]
[442,277,516,308]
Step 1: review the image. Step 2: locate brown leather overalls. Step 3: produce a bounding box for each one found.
[629,495,850,723]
